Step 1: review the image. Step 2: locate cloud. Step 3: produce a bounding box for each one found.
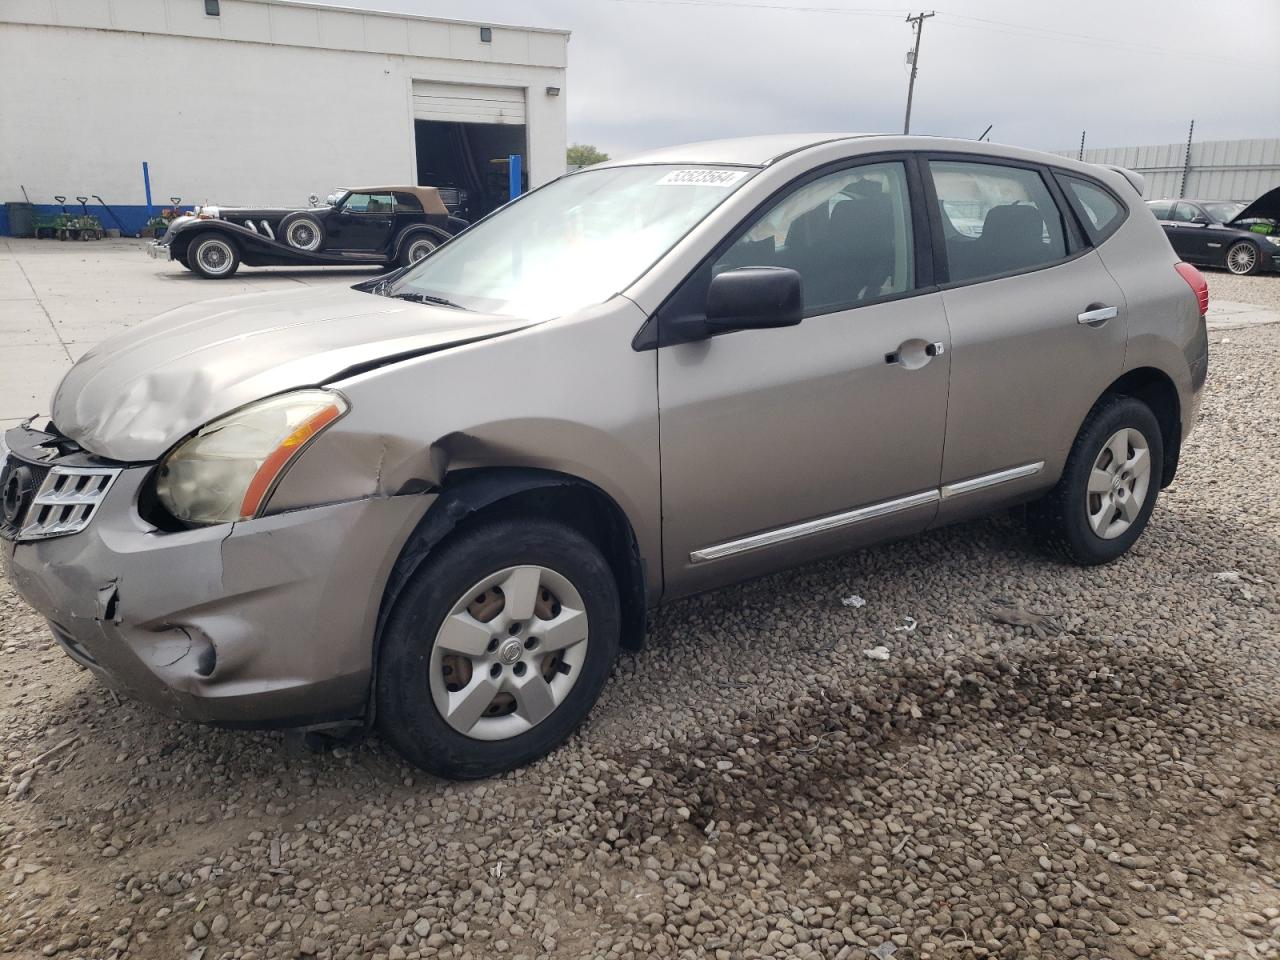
[326,0,1280,157]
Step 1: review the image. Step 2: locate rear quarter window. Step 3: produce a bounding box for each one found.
[1058,175,1127,244]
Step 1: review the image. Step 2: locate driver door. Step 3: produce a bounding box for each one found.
[656,158,951,598]
[328,192,395,251]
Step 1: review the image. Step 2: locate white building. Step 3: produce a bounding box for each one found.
[0,0,569,232]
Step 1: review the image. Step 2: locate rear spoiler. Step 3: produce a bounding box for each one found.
[1099,164,1145,196]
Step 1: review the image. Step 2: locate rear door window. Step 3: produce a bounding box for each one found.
[1147,201,1173,220]
[928,160,1068,283]
[1057,175,1127,244]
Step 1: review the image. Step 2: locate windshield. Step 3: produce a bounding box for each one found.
[1203,201,1245,223]
[386,164,755,319]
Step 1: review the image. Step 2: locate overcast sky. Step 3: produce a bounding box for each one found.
[329,0,1278,160]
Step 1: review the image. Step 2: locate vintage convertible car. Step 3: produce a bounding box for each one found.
[149,186,468,279]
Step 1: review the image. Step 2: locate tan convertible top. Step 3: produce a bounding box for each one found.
[346,185,448,216]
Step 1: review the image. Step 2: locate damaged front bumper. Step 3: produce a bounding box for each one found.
[2,430,431,727]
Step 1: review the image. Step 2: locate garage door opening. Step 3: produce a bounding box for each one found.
[415,119,527,221]
[412,81,528,222]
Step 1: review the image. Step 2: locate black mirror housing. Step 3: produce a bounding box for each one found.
[705,266,803,331]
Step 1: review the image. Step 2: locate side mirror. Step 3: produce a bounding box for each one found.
[705,267,803,331]
[1191,215,1210,226]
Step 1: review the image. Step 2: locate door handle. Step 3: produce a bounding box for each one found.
[884,340,945,367]
[1078,305,1118,325]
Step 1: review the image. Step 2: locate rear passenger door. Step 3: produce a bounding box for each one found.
[923,157,1127,524]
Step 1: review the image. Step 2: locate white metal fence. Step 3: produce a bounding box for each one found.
[1052,139,1280,202]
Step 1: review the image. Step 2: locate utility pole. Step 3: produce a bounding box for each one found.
[1078,130,1086,161]
[1179,119,1195,198]
[902,11,934,135]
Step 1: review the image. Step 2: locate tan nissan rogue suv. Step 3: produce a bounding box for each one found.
[1,135,1209,778]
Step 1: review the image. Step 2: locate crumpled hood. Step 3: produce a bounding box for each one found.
[52,285,537,462]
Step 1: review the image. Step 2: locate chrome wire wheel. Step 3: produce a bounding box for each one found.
[1086,427,1152,540]
[286,219,321,250]
[1226,241,1258,275]
[195,238,234,276]
[429,565,590,741]
[407,237,436,264]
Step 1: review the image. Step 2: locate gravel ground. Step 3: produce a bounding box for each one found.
[2,276,1279,960]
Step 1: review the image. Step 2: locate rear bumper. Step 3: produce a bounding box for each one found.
[146,240,172,261]
[4,465,430,727]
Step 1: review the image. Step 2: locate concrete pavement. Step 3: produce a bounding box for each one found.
[0,236,375,429]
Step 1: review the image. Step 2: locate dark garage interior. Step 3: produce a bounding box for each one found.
[415,119,528,221]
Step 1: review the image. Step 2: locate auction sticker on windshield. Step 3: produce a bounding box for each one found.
[656,169,749,187]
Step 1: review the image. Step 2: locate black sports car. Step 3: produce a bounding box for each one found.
[150,186,468,279]
[1147,186,1280,276]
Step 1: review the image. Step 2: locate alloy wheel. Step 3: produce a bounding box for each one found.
[196,239,234,276]
[428,565,589,741]
[1086,427,1152,539]
[1227,242,1257,275]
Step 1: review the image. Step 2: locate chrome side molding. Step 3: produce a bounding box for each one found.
[690,461,1045,563]
[940,461,1044,499]
[690,489,940,563]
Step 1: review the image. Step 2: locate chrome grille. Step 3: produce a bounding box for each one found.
[19,464,120,541]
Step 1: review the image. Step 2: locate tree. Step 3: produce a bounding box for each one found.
[567,143,610,167]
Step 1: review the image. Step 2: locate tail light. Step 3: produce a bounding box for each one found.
[1175,262,1209,316]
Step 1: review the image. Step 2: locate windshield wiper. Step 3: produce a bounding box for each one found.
[388,291,469,310]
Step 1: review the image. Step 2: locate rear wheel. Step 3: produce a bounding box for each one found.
[377,517,620,779]
[1027,395,1163,565]
[1226,240,1260,276]
[398,234,438,268]
[188,234,240,279]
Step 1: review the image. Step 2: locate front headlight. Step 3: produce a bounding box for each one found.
[155,389,348,525]
[1263,235,1280,247]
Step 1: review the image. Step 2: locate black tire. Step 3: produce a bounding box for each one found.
[1027,395,1163,565]
[280,213,325,252]
[377,517,621,779]
[1225,240,1261,276]
[398,233,439,268]
[187,234,241,279]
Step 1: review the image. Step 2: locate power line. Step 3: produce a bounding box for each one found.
[902,11,934,135]
[602,0,1239,64]
[609,0,903,15]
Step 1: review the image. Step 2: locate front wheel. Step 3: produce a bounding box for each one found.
[377,517,621,779]
[187,234,241,279]
[1027,396,1163,565]
[1226,240,1260,276]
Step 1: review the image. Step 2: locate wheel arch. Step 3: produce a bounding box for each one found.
[1099,367,1181,487]
[367,466,648,723]
[393,224,453,258]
